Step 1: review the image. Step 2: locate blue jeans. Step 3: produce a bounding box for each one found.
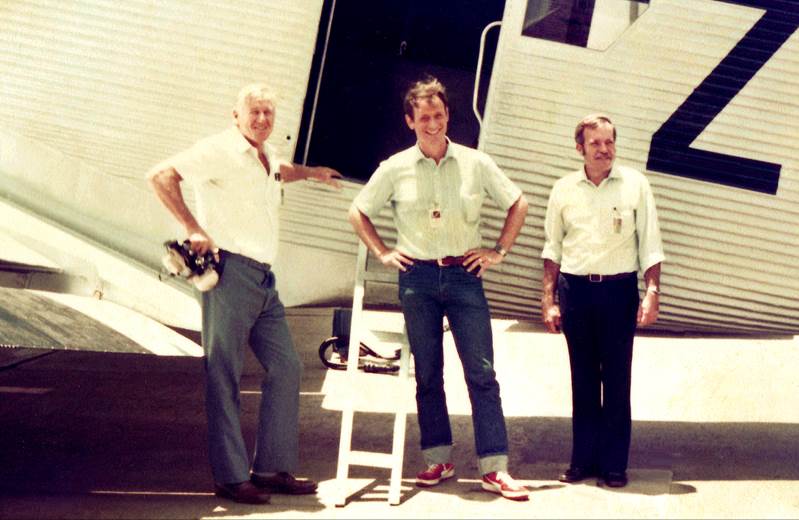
[199,252,301,485]
[398,263,509,475]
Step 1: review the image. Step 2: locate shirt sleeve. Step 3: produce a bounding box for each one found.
[480,154,522,210]
[145,140,218,185]
[352,161,395,219]
[636,175,665,271]
[541,182,564,263]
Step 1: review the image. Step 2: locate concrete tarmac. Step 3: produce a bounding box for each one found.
[1,307,798,519]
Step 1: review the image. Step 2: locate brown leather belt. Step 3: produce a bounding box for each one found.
[563,272,636,283]
[412,256,466,267]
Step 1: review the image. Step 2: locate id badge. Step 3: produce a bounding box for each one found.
[429,208,442,228]
[612,207,622,234]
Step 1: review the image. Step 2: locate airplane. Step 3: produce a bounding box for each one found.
[0,0,797,359]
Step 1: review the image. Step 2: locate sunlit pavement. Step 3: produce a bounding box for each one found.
[1,307,798,519]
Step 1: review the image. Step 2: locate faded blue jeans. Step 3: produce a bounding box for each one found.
[199,251,301,485]
[398,262,509,475]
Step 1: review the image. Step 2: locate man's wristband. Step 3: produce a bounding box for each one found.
[646,287,660,295]
[493,243,507,257]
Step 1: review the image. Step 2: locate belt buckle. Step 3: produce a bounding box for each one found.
[588,274,603,283]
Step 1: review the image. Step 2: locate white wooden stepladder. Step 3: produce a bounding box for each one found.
[334,242,413,506]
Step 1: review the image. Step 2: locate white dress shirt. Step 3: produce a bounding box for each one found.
[541,165,665,275]
[148,126,284,265]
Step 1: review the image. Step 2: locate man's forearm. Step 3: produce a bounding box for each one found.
[643,262,662,295]
[542,258,561,307]
[279,163,309,183]
[149,168,202,234]
[279,163,342,189]
[496,195,528,252]
[348,205,388,256]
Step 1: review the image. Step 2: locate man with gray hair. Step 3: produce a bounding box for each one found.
[148,84,341,504]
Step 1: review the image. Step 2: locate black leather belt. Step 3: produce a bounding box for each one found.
[563,272,636,283]
[412,256,466,267]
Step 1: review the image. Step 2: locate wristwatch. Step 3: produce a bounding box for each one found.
[493,243,507,257]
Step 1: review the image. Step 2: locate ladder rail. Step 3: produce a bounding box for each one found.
[334,242,368,505]
[333,242,411,507]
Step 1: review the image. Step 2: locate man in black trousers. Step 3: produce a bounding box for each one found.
[540,114,664,488]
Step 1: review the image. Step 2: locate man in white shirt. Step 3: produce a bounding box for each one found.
[148,84,341,504]
[349,76,530,500]
[541,114,664,489]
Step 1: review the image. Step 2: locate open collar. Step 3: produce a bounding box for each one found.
[412,136,455,164]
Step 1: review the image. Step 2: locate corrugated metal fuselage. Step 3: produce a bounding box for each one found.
[0,0,796,337]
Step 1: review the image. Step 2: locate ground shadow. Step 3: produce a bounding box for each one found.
[2,347,798,517]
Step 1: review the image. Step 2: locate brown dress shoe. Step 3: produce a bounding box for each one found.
[250,472,318,495]
[214,481,271,504]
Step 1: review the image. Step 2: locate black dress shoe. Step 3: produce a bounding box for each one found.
[251,472,318,495]
[214,481,271,504]
[558,466,597,483]
[602,471,628,488]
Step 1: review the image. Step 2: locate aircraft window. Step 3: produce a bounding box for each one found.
[522,0,649,50]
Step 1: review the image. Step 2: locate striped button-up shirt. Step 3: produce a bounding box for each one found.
[354,140,522,259]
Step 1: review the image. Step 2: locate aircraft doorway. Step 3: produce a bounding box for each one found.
[295,0,506,181]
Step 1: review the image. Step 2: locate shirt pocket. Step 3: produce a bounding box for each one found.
[266,176,282,206]
[601,206,635,238]
[391,177,420,214]
[459,193,484,223]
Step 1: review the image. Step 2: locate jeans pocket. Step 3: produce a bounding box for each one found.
[399,263,418,282]
[459,265,481,280]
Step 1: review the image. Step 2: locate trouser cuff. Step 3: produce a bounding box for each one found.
[422,445,453,466]
[478,454,508,475]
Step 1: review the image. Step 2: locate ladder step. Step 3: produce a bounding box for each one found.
[348,450,395,468]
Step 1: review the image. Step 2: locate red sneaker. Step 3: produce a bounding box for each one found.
[481,471,530,501]
[415,463,455,487]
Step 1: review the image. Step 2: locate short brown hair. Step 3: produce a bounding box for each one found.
[403,76,449,118]
[574,113,616,145]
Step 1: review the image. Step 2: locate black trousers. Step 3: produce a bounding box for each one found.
[558,272,640,473]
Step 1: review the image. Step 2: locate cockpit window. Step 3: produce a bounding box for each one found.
[522,0,649,50]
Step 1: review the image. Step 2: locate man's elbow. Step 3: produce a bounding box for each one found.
[347,204,363,228]
[543,258,557,270]
[147,173,161,192]
[149,168,179,191]
[515,194,529,216]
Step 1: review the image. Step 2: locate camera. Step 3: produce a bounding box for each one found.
[161,239,220,291]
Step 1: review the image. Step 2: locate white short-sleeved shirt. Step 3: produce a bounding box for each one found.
[147,126,284,265]
[541,164,665,275]
[353,140,522,259]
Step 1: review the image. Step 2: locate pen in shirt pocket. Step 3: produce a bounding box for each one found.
[612,207,622,234]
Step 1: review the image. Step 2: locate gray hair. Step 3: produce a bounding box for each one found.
[235,83,276,111]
